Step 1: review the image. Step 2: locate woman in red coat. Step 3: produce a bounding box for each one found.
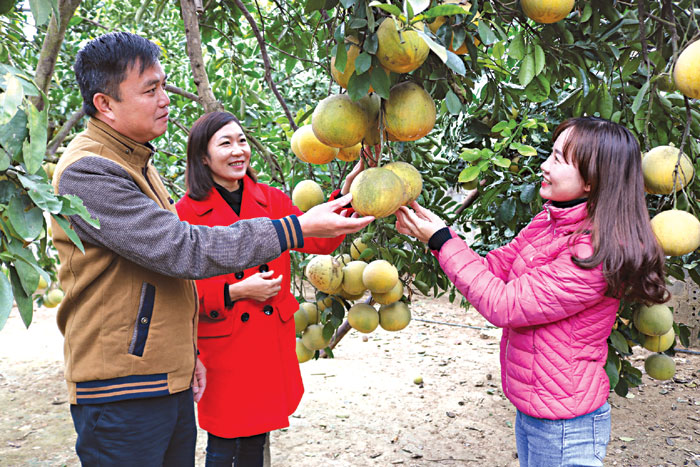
[176,111,363,466]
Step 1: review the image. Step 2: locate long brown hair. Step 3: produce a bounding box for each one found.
[185,111,257,201]
[554,117,668,304]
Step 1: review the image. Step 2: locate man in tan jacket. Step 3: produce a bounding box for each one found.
[53,32,372,466]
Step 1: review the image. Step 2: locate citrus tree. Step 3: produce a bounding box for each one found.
[0,0,698,394]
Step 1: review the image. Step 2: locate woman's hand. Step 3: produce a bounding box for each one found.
[228,270,283,302]
[395,201,447,244]
[341,159,364,195]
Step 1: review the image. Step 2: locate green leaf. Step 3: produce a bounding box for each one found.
[476,20,497,46]
[52,214,85,253]
[364,33,379,54]
[524,74,549,103]
[0,272,13,331]
[498,198,516,223]
[23,100,48,175]
[28,0,55,26]
[445,90,462,115]
[14,257,39,298]
[458,165,480,183]
[9,267,32,328]
[631,81,649,115]
[369,2,403,17]
[0,66,40,97]
[519,53,535,87]
[355,52,372,75]
[533,44,545,76]
[7,195,43,241]
[598,83,614,119]
[334,41,348,74]
[347,71,371,101]
[517,144,537,157]
[413,279,431,295]
[16,173,63,213]
[508,32,525,60]
[420,4,467,20]
[305,0,326,13]
[406,0,430,15]
[0,73,24,125]
[339,0,357,7]
[459,148,481,162]
[520,184,537,203]
[609,330,629,353]
[416,30,447,63]
[605,357,620,390]
[0,108,28,159]
[370,66,390,99]
[445,50,466,76]
[493,157,511,168]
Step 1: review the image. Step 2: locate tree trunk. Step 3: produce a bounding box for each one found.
[179,0,223,113]
[31,0,82,111]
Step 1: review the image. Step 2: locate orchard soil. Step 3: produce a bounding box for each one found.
[1,295,699,466]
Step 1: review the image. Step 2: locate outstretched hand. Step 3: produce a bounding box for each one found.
[395,201,446,244]
[341,159,365,195]
[299,193,374,238]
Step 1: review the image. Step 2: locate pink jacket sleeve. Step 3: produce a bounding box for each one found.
[437,236,609,329]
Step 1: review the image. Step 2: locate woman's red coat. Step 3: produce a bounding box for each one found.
[176,175,344,438]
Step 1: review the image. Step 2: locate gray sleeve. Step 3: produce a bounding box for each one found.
[57,156,284,279]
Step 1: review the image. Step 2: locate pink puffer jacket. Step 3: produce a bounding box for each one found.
[438,202,618,419]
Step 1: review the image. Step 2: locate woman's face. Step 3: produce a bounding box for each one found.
[204,121,251,191]
[540,127,590,202]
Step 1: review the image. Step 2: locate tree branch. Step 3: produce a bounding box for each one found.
[46,108,85,157]
[30,0,82,111]
[179,0,223,113]
[165,84,200,103]
[230,0,298,131]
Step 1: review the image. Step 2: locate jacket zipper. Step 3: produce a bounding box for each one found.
[142,162,166,209]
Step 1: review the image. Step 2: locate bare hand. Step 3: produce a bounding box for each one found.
[394,201,446,243]
[192,357,207,403]
[341,159,364,195]
[229,270,283,302]
[299,193,374,238]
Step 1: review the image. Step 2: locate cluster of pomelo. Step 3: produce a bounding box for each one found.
[294,238,411,363]
[632,304,676,380]
[642,145,700,257]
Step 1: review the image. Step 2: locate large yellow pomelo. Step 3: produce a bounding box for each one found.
[642,327,675,352]
[337,143,362,162]
[302,324,330,351]
[331,37,390,91]
[292,180,324,212]
[376,17,430,73]
[642,146,694,194]
[295,125,338,164]
[520,0,575,24]
[296,338,315,363]
[383,161,423,205]
[428,1,480,55]
[290,127,308,162]
[379,301,411,331]
[350,237,373,261]
[347,303,380,333]
[383,82,436,142]
[644,353,676,381]
[350,167,405,218]
[358,93,382,145]
[294,307,309,333]
[342,260,368,296]
[299,302,320,325]
[312,94,368,148]
[673,40,700,99]
[633,304,674,337]
[305,255,344,293]
[650,210,700,256]
[362,259,399,294]
[372,280,404,305]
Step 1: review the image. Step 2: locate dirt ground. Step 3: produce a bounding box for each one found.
[0,295,699,466]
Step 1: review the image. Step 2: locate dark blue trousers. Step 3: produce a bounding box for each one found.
[70,389,196,466]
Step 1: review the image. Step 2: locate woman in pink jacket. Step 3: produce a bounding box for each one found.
[395,117,669,466]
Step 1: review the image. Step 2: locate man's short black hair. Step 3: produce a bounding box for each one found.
[74,32,161,117]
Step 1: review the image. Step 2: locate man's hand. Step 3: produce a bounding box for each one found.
[192,357,207,403]
[394,201,446,243]
[228,271,283,302]
[299,194,374,238]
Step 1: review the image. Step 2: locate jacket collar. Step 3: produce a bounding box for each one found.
[543,200,589,233]
[187,174,267,217]
[86,117,155,166]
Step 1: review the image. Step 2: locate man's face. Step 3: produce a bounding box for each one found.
[98,61,170,143]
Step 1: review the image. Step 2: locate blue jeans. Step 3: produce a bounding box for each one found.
[205,432,267,467]
[515,402,611,467]
[70,389,196,466]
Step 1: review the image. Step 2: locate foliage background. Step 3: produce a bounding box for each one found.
[0,0,698,394]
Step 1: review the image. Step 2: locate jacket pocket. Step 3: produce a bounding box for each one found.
[198,307,235,338]
[128,282,156,357]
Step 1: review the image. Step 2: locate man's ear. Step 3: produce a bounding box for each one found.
[93,93,115,121]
